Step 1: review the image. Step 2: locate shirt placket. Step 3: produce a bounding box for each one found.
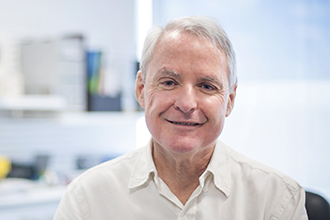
[154,170,211,220]
[177,200,198,220]
[177,184,205,220]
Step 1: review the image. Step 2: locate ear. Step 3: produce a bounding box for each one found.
[226,84,237,117]
[135,70,145,108]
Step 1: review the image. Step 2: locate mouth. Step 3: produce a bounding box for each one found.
[166,119,202,126]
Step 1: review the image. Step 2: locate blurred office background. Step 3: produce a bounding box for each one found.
[0,0,329,219]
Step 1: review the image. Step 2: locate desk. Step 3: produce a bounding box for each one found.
[0,179,66,220]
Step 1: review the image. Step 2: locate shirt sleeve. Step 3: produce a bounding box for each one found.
[53,181,92,220]
[277,187,308,220]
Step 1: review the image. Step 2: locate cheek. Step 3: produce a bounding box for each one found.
[144,91,173,137]
[203,96,228,117]
[144,89,173,113]
[143,88,157,108]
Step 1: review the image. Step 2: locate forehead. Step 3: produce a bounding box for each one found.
[156,31,217,54]
[148,31,228,81]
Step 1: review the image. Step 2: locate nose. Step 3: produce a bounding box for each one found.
[174,85,197,114]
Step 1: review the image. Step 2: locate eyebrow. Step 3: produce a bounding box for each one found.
[157,68,181,78]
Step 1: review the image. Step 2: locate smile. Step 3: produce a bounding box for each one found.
[166,119,201,126]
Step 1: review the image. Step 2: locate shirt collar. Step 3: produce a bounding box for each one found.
[128,139,232,197]
[128,140,156,189]
[202,140,232,197]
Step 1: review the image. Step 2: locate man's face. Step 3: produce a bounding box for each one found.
[136,31,236,155]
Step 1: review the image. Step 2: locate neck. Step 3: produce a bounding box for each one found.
[152,140,215,205]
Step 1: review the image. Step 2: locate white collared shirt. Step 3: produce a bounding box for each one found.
[54,140,308,220]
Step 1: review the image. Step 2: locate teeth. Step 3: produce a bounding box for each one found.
[171,121,199,126]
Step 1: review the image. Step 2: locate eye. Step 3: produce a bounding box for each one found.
[201,84,215,90]
[200,83,217,91]
[163,80,175,86]
[198,83,219,94]
[159,78,178,89]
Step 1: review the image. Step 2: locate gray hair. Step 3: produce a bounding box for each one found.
[140,16,237,90]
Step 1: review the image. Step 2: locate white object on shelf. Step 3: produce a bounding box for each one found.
[21,36,86,112]
[0,33,25,97]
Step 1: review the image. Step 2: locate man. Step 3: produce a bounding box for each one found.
[54,16,308,219]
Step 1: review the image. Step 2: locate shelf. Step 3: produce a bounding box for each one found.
[0,95,66,112]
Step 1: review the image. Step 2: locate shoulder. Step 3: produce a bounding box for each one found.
[218,142,307,219]
[221,142,302,196]
[54,148,149,219]
[70,147,144,187]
